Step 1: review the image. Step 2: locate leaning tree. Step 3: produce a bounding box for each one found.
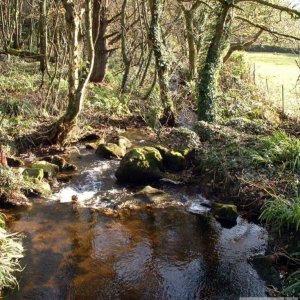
[48,0,95,144]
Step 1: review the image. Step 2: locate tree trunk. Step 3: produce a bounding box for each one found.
[120,0,130,93]
[49,0,95,145]
[184,9,197,80]
[223,29,263,63]
[197,3,232,122]
[0,145,8,168]
[13,0,21,49]
[39,0,48,79]
[149,0,175,126]
[90,0,109,83]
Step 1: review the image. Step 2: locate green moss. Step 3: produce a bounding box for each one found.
[31,161,59,178]
[23,168,44,181]
[116,147,163,184]
[164,151,186,171]
[155,145,169,158]
[212,203,238,226]
[117,136,132,150]
[96,143,126,159]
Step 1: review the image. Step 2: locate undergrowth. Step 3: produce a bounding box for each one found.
[260,196,300,232]
[0,213,24,295]
[253,131,300,172]
[283,270,300,296]
[0,166,25,197]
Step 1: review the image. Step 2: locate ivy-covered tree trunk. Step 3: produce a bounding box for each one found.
[90,0,109,83]
[197,3,232,122]
[149,0,175,126]
[49,0,95,145]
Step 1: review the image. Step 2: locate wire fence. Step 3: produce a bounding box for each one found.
[251,62,300,116]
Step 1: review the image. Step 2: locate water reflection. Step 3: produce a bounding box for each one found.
[5,203,267,300]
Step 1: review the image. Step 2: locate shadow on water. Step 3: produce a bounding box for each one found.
[5,145,269,300]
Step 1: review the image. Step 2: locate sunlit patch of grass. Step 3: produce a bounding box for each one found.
[253,130,300,172]
[246,52,300,116]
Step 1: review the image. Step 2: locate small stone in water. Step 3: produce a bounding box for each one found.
[72,195,79,202]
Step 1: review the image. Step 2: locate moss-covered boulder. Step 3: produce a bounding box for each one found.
[25,181,52,197]
[34,181,52,197]
[116,147,163,184]
[31,161,59,178]
[117,136,132,150]
[23,168,44,181]
[161,127,201,151]
[212,203,238,228]
[155,145,169,157]
[43,155,77,172]
[164,151,186,171]
[156,146,187,171]
[96,143,126,159]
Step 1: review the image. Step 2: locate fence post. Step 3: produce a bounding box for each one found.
[282,85,285,114]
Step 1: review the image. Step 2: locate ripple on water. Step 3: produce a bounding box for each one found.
[50,160,127,207]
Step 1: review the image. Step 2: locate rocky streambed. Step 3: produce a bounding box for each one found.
[3,128,280,299]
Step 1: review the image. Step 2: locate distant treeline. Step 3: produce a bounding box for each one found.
[248,44,300,54]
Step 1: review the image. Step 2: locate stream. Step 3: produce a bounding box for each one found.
[4,131,270,300]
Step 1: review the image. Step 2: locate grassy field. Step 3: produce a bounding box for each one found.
[246,52,300,116]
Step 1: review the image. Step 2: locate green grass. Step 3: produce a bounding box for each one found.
[0,166,25,196]
[246,52,300,115]
[283,270,300,296]
[0,213,24,294]
[260,196,300,232]
[253,131,300,172]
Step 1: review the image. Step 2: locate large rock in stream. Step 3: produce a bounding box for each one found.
[116,147,163,184]
[96,143,126,159]
[212,202,238,228]
[118,186,174,209]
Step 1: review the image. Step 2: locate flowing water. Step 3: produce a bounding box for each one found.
[4,134,270,300]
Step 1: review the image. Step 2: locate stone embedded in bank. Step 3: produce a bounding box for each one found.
[31,161,59,178]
